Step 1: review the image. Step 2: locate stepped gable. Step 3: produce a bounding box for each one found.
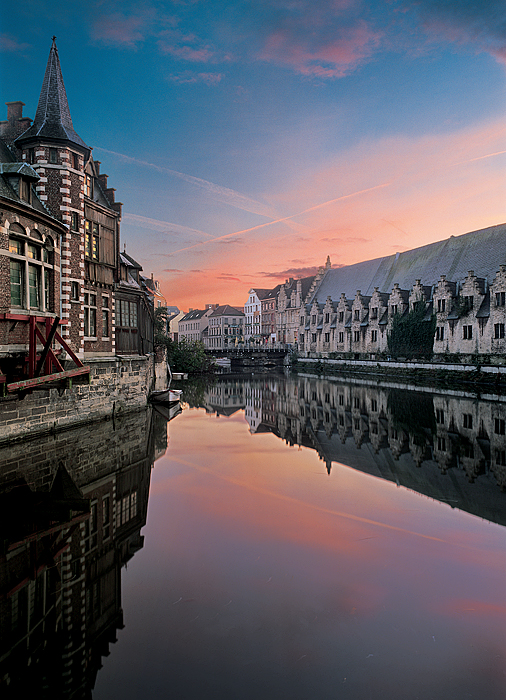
[15,38,89,151]
[312,223,506,303]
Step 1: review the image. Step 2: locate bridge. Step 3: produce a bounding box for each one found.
[206,347,291,366]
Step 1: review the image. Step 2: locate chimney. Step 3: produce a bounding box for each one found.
[7,101,25,120]
[1,101,32,141]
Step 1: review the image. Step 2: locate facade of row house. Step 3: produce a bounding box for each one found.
[276,274,317,347]
[206,304,245,351]
[178,306,216,343]
[0,40,156,388]
[260,286,280,344]
[298,224,506,360]
[244,288,271,342]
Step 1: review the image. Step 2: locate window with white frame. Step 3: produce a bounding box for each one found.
[9,225,55,311]
[84,292,97,337]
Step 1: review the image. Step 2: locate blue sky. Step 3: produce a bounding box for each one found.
[1,1,505,309]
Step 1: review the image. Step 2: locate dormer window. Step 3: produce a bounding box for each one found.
[84,174,92,197]
[19,178,31,203]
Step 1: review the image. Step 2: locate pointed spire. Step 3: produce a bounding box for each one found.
[16,38,89,150]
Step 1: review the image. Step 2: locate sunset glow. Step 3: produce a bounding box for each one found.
[2,1,505,309]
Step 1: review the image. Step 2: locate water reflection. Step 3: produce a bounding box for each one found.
[1,374,505,699]
[195,373,506,526]
[0,408,168,698]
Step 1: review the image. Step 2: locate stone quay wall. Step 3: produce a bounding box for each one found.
[0,355,159,444]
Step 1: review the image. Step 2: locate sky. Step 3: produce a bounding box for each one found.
[1,1,506,311]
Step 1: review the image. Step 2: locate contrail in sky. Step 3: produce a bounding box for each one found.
[171,182,391,254]
[123,213,214,238]
[454,149,506,166]
[95,147,276,218]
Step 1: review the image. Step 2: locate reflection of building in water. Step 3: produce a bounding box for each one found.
[244,381,263,433]
[0,407,168,697]
[209,376,506,526]
[204,380,245,417]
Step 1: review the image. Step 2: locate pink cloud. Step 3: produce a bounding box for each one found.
[0,33,30,53]
[91,12,154,47]
[259,21,382,77]
[157,29,231,64]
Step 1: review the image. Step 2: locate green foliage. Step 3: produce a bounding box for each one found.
[154,306,169,348]
[153,307,214,373]
[166,337,215,374]
[387,304,436,360]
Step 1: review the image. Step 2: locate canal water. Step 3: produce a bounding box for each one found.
[1,373,505,698]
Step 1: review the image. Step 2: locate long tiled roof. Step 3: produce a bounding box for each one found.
[312,224,506,303]
[16,39,88,150]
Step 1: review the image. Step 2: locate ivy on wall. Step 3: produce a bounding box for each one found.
[387,303,436,359]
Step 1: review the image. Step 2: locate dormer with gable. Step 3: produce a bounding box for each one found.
[321,296,336,351]
[307,299,324,352]
[335,293,351,351]
[454,270,486,355]
[350,291,370,352]
[488,265,506,354]
[388,284,409,320]
[433,275,456,351]
[409,279,431,312]
[368,287,389,352]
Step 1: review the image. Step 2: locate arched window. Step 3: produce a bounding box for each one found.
[8,224,56,312]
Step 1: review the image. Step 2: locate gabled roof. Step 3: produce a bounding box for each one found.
[16,39,89,151]
[0,139,60,219]
[209,304,245,317]
[0,162,39,179]
[248,288,272,300]
[181,309,208,321]
[312,224,506,303]
[120,251,142,269]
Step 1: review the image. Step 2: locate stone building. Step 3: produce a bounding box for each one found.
[298,224,506,360]
[244,288,271,343]
[206,304,245,351]
[178,305,216,344]
[260,286,280,344]
[276,275,315,347]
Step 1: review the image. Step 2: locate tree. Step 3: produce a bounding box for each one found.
[387,303,436,359]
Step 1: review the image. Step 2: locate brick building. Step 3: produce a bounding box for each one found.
[0,40,155,386]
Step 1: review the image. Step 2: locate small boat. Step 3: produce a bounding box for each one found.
[149,388,182,404]
[153,401,182,422]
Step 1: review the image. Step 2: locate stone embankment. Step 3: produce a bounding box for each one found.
[294,357,506,391]
[0,355,160,445]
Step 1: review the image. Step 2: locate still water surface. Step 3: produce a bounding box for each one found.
[93,374,505,700]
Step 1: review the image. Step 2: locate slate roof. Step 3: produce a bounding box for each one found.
[181,309,209,321]
[16,39,89,151]
[0,139,58,218]
[209,304,245,317]
[312,224,506,303]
